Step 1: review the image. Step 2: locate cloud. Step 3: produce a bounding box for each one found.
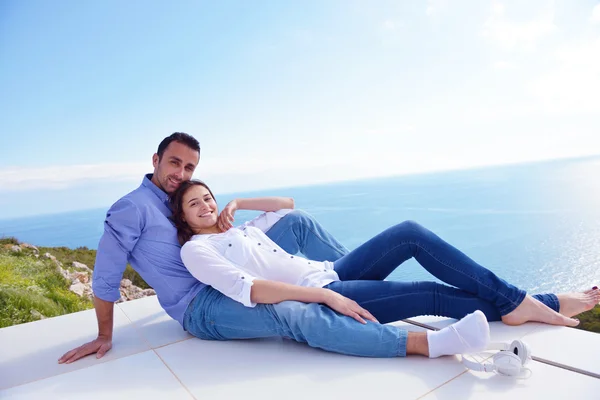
[426,0,448,16]
[0,163,149,192]
[526,36,600,114]
[492,60,516,70]
[593,4,600,23]
[379,19,405,44]
[382,20,398,31]
[482,1,557,50]
[0,156,375,193]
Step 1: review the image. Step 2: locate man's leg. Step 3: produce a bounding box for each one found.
[184,286,407,357]
[265,210,349,261]
[184,287,490,358]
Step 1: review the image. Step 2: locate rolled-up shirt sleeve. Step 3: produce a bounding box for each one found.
[238,209,293,233]
[180,241,257,307]
[92,198,142,302]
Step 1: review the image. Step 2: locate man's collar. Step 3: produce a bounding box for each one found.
[142,174,170,204]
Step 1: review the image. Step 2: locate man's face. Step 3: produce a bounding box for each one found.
[151,141,199,194]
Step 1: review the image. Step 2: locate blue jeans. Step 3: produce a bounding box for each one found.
[183,286,407,357]
[326,220,559,323]
[182,212,558,357]
[264,209,349,261]
[183,210,408,357]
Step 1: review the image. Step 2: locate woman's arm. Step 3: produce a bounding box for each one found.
[250,279,327,304]
[234,197,294,212]
[219,197,294,231]
[251,280,377,324]
[180,242,376,324]
[181,242,260,307]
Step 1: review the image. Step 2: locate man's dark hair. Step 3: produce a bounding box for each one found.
[157,132,200,160]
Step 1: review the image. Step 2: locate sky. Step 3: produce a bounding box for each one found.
[1,0,600,219]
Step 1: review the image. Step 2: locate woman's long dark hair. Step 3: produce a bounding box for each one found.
[170,179,217,245]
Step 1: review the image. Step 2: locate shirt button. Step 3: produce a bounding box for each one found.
[258,243,261,246]
[290,256,294,258]
[228,244,232,247]
[241,276,245,280]
[308,262,311,264]
[273,249,277,252]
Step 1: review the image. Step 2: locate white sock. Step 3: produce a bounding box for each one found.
[427,310,491,358]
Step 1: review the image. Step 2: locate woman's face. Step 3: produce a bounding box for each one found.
[181,185,219,233]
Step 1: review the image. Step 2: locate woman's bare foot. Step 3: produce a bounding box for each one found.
[502,295,580,327]
[557,288,600,318]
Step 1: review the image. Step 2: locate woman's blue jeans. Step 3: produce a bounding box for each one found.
[183,210,408,357]
[182,211,559,358]
[326,220,559,323]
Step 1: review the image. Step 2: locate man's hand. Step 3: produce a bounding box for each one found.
[58,336,112,364]
[322,290,379,325]
[218,199,238,232]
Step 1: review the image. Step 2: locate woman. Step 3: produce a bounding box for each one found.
[171,180,599,358]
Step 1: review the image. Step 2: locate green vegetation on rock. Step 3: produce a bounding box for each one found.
[0,237,149,328]
[0,238,92,328]
[35,244,149,289]
[576,304,600,334]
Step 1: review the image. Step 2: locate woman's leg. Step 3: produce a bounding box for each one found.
[326,280,502,323]
[333,220,529,316]
[333,220,581,326]
[265,210,349,262]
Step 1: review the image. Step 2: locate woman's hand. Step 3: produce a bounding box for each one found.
[322,290,379,325]
[218,199,238,232]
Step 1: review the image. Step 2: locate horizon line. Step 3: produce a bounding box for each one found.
[0,152,598,221]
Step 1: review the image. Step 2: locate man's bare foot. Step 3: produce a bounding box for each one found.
[557,288,600,318]
[502,295,580,327]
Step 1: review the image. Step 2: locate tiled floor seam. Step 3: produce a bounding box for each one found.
[116,305,197,398]
[531,358,600,379]
[405,319,600,380]
[116,303,155,349]
[415,357,600,400]
[151,336,194,350]
[1,307,191,391]
[414,370,470,399]
[0,347,152,391]
[152,348,198,400]
[402,319,441,331]
[115,302,194,350]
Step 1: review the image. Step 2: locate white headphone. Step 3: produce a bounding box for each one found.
[461,339,532,379]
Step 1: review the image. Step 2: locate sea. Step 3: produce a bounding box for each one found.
[1,156,599,295]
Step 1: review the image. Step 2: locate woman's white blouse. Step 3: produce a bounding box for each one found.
[180,210,340,307]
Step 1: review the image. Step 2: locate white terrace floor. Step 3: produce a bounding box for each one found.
[1,295,599,400]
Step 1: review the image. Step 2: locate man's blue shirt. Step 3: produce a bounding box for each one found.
[92,174,206,326]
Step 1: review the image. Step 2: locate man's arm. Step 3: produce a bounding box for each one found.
[58,297,114,364]
[58,198,142,364]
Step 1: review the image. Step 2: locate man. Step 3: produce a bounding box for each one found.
[59,132,489,363]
